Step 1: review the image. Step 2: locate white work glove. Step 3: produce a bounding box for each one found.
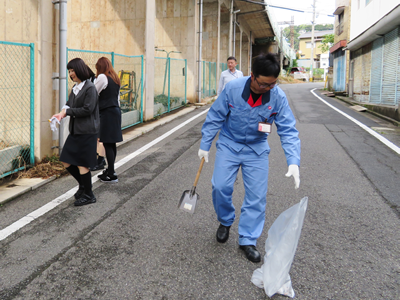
[198,149,209,163]
[285,164,300,189]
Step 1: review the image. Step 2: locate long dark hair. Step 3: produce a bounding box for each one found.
[95,57,121,86]
[87,65,96,82]
[67,58,90,82]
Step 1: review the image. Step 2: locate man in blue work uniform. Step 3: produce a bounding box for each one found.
[198,53,300,263]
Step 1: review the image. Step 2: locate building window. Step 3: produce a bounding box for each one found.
[336,12,344,35]
[306,42,315,49]
[366,0,372,5]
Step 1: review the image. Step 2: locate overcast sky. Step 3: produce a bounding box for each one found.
[267,0,336,26]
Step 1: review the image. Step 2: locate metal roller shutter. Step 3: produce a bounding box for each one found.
[369,37,383,104]
[382,28,398,105]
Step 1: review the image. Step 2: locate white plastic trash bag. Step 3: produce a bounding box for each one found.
[251,197,308,298]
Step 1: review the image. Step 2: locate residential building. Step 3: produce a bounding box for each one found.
[297,30,334,69]
[330,0,351,92]
[347,0,400,121]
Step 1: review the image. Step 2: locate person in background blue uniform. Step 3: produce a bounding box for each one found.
[198,53,300,263]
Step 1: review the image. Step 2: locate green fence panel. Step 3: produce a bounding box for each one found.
[154,57,169,116]
[220,63,227,74]
[0,41,34,178]
[210,62,217,97]
[202,61,217,98]
[154,57,187,116]
[113,54,144,129]
[169,58,187,112]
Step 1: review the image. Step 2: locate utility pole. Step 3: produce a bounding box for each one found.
[309,0,316,82]
[280,28,283,73]
[290,16,294,48]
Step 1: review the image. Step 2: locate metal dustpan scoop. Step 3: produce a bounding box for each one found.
[178,157,205,214]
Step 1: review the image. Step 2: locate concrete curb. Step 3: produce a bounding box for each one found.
[0,106,201,206]
[0,176,57,206]
[335,95,400,127]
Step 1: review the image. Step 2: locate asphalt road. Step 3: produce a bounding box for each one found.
[1,82,399,299]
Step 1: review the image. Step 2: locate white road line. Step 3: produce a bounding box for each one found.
[311,89,400,155]
[0,108,210,241]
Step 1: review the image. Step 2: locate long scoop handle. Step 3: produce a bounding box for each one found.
[193,157,205,187]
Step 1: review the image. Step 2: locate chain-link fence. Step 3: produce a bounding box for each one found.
[202,61,217,98]
[67,49,143,129]
[169,58,187,111]
[0,41,34,178]
[154,57,187,116]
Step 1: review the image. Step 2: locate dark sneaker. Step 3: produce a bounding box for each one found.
[99,172,118,183]
[90,157,106,171]
[90,164,104,171]
[74,193,96,206]
[97,169,108,179]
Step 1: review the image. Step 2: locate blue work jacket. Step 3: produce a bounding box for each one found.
[200,76,300,166]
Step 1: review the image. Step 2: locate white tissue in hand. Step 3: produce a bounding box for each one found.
[49,117,60,132]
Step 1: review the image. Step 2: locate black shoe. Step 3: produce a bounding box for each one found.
[239,245,261,263]
[74,186,85,200]
[97,169,108,179]
[98,169,118,183]
[74,193,96,206]
[90,157,106,171]
[216,224,231,243]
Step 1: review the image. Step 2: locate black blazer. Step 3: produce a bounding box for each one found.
[66,80,99,135]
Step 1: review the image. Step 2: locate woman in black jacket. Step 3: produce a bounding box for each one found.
[51,58,99,206]
[94,57,123,183]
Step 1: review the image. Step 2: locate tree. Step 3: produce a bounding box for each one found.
[319,34,334,53]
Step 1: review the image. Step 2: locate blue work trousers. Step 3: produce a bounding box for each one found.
[212,141,269,246]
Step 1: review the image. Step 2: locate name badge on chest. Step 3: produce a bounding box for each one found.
[258,122,272,133]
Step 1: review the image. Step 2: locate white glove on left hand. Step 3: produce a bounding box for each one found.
[285,164,300,189]
[198,149,209,163]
